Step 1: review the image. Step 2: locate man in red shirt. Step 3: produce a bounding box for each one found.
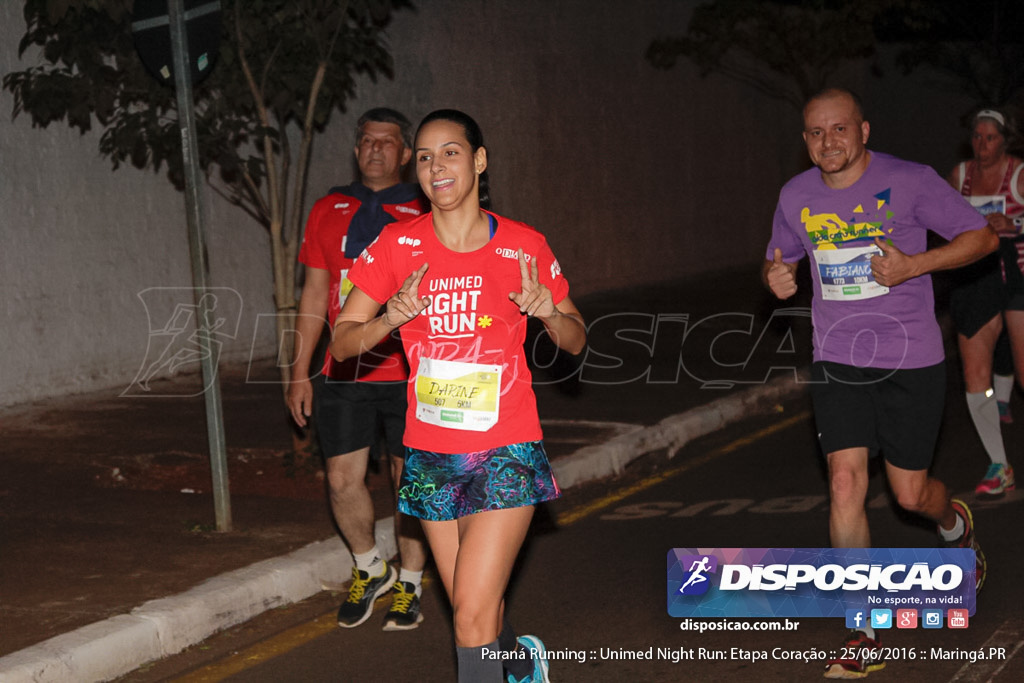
[287,108,428,630]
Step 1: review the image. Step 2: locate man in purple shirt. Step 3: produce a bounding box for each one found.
[764,88,997,679]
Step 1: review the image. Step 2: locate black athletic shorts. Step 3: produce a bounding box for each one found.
[1001,237,1024,310]
[949,253,1005,337]
[809,361,946,471]
[313,377,407,459]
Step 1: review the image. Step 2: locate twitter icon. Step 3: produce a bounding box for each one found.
[871,609,892,629]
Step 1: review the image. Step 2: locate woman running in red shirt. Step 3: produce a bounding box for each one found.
[331,109,586,683]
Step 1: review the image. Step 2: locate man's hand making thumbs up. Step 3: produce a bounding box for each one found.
[870,237,919,287]
[764,247,799,299]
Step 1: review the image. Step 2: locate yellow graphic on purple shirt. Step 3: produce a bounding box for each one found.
[802,189,894,250]
[803,189,894,301]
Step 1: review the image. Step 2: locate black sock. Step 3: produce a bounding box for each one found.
[500,620,532,680]
[499,618,517,652]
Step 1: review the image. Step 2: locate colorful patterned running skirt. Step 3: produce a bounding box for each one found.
[398,441,561,521]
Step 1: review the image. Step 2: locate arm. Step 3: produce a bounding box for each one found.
[540,297,587,355]
[986,162,1024,235]
[286,267,330,427]
[870,226,999,287]
[330,264,430,362]
[509,249,586,355]
[986,212,1018,236]
[762,247,799,299]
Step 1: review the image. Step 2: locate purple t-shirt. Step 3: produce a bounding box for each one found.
[767,151,987,369]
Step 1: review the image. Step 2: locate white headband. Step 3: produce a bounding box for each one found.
[975,109,1006,127]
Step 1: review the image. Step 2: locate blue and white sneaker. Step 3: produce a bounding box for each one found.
[508,635,550,683]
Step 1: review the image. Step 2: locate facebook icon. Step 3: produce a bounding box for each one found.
[845,609,866,630]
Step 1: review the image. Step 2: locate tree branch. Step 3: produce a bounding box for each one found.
[234,1,281,243]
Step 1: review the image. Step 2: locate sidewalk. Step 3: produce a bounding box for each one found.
[0,266,809,681]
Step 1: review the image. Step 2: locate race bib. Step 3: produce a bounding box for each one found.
[415,357,501,431]
[969,195,1005,216]
[337,268,353,308]
[814,245,889,301]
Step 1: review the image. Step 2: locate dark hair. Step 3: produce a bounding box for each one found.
[416,109,491,209]
[804,87,867,122]
[356,107,413,148]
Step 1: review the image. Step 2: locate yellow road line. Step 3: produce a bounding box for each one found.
[174,409,810,680]
[554,410,811,526]
[173,612,338,682]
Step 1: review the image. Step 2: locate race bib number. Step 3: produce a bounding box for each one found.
[814,245,889,301]
[969,195,1005,216]
[415,357,501,431]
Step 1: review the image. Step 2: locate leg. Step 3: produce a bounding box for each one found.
[958,316,1001,393]
[1005,309,1024,389]
[884,462,955,529]
[382,453,430,631]
[422,506,534,647]
[328,447,396,628]
[886,463,988,591]
[959,317,1009,476]
[391,455,428,573]
[326,448,376,554]
[421,518,459,602]
[451,507,534,647]
[422,513,532,683]
[314,381,380,556]
[826,448,871,548]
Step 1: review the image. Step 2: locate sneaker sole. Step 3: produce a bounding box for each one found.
[976,545,988,593]
[950,499,986,593]
[382,613,425,632]
[337,566,397,629]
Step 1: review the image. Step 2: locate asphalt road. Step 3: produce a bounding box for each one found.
[116,380,1024,683]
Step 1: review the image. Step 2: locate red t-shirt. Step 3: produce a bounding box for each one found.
[348,211,570,453]
[298,188,426,381]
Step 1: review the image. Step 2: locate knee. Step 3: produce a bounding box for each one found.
[892,484,927,513]
[326,460,363,496]
[965,375,990,393]
[829,467,866,509]
[452,596,499,647]
[963,367,992,392]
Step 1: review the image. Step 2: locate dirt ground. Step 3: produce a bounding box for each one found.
[0,362,397,657]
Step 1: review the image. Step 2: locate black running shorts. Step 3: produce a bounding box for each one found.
[809,361,946,471]
[313,378,407,459]
[949,253,1005,337]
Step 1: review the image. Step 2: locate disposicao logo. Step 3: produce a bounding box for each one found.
[677,555,718,596]
[667,548,976,619]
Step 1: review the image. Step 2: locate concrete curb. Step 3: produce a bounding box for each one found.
[0,377,806,682]
[0,523,397,683]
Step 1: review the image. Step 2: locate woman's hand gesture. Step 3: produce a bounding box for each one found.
[383,263,431,327]
[509,248,555,319]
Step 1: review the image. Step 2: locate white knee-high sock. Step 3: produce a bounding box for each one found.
[966,391,1008,466]
[994,373,1014,403]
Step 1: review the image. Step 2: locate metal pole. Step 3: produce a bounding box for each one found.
[168,0,231,531]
